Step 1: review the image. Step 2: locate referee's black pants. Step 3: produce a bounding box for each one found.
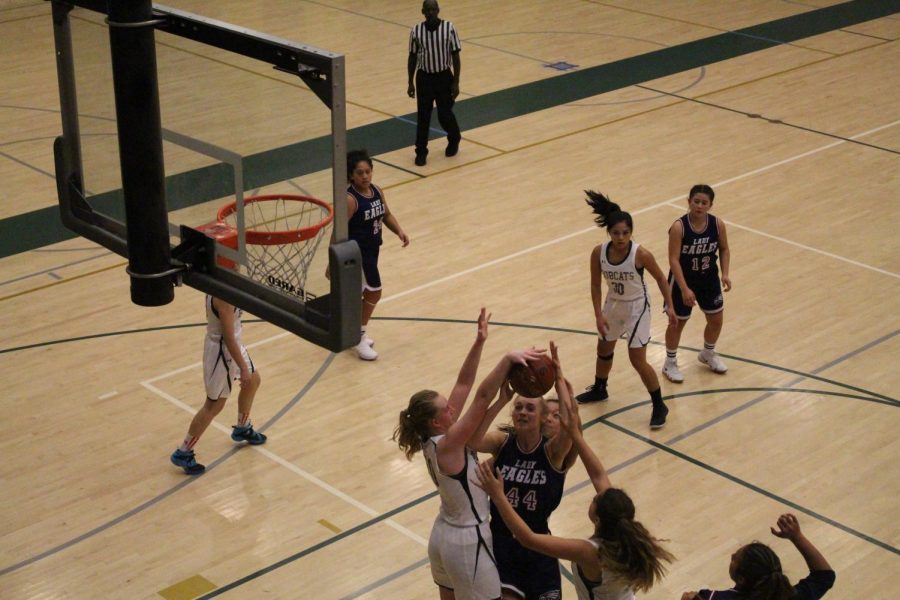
[415,69,461,157]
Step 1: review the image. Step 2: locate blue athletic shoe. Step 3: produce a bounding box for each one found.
[170,448,205,475]
[231,425,267,445]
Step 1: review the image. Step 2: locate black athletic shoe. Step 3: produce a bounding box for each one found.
[414,153,427,166]
[445,141,459,157]
[576,384,608,404]
[650,404,669,429]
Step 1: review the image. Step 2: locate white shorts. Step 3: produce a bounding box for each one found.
[601,298,651,348]
[428,517,500,600]
[203,336,253,400]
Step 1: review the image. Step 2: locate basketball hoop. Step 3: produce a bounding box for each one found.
[203,194,333,300]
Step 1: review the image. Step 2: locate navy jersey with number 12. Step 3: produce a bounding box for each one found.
[678,214,720,280]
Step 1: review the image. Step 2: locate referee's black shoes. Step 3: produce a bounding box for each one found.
[445,140,459,157]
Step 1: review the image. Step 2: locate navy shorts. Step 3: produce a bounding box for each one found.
[493,531,561,600]
[359,245,381,291]
[668,272,723,319]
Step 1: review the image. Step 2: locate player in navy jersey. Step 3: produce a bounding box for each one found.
[343,149,409,361]
[575,191,677,429]
[478,343,673,600]
[681,514,835,600]
[663,184,732,382]
[471,376,574,599]
[394,308,545,600]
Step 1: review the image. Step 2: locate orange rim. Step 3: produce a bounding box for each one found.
[217,194,334,245]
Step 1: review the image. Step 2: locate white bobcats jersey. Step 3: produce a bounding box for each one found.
[600,241,647,302]
[205,295,243,341]
[423,435,491,527]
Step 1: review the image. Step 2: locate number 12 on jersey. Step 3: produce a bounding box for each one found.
[691,255,711,272]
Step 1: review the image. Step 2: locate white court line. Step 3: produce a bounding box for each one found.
[98,391,118,400]
[141,117,899,552]
[141,380,428,547]
[383,119,900,304]
[663,204,900,279]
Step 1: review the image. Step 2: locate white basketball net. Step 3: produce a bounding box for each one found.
[221,196,331,301]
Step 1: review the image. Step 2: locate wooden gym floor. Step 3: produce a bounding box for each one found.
[1,0,898,598]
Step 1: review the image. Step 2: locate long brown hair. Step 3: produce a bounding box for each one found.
[393,390,439,460]
[592,488,674,592]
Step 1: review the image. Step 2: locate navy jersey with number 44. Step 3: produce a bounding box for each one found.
[678,213,720,281]
[490,434,566,536]
[347,184,386,249]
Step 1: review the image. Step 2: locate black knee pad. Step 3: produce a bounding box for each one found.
[598,352,614,361]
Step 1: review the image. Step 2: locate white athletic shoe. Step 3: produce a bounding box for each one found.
[355,339,378,361]
[662,359,684,383]
[361,332,375,347]
[698,351,727,374]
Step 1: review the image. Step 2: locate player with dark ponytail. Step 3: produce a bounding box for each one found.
[576,191,677,429]
[681,513,835,600]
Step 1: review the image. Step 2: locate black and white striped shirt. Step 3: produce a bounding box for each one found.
[409,20,461,73]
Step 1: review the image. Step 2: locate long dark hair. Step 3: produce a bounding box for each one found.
[585,190,632,231]
[733,542,796,600]
[592,488,674,592]
[393,390,439,460]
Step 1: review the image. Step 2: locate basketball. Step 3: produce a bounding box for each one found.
[508,354,556,397]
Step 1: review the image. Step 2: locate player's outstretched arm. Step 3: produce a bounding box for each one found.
[555,356,611,494]
[468,380,513,453]
[439,348,538,474]
[544,342,574,468]
[771,514,832,572]
[446,308,489,417]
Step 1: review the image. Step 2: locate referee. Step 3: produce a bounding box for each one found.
[407,0,461,167]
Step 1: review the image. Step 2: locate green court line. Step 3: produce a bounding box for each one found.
[2,0,896,259]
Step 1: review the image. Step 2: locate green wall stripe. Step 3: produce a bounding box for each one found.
[1,0,896,258]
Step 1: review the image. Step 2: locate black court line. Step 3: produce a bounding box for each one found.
[1,318,894,580]
[372,156,426,178]
[198,490,439,598]
[5,0,898,259]
[196,318,896,596]
[599,405,900,556]
[207,385,898,598]
[0,351,336,578]
[636,83,900,155]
